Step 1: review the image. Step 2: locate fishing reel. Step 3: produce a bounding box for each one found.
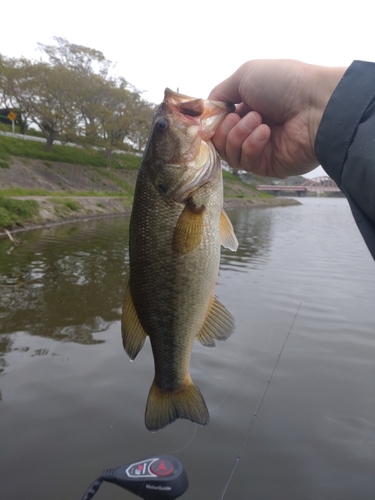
[81,454,188,500]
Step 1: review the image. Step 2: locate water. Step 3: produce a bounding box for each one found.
[1,198,374,500]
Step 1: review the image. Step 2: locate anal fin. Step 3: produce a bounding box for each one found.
[196,295,235,347]
[121,284,147,360]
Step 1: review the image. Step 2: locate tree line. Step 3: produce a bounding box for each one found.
[0,37,154,154]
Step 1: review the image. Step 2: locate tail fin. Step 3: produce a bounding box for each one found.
[145,377,209,432]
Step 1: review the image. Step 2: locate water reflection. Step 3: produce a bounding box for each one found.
[221,207,273,271]
[0,208,274,354]
[0,217,130,349]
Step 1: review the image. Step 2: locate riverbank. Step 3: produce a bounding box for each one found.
[0,154,299,235]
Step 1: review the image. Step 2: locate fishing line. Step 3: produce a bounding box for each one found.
[166,306,297,458]
[167,423,198,455]
[167,308,293,457]
[209,308,291,415]
[165,310,290,457]
[219,302,302,500]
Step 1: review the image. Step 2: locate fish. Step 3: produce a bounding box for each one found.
[121,88,238,432]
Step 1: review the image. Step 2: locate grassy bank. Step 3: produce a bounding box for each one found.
[0,134,140,170]
[0,187,128,197]
[0,196,40,228]
[0,134,298,231]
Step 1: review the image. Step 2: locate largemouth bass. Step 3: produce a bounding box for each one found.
[121,88,238,431]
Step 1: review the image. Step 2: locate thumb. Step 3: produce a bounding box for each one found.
[208,69,243,104]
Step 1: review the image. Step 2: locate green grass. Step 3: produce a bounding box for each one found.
[0,196,40,229]
[256,191,273,198]
[0,187,127,197]
[222,169,240,182]
[0,135,141,170]
[0,151,10,168]
[109,153,141,170]
[97,169,134,195]
[52,197,81,212]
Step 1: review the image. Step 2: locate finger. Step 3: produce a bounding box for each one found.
[208,69,243,103]
[225,112,263,169]
[235,103,253,118]
[239,124,271,174]
[211,113,241,161]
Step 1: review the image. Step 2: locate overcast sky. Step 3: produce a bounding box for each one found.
[2,0,374,178]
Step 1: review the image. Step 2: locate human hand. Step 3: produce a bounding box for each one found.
[208,60,346,178]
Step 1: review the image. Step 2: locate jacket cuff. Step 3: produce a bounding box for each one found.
[315,60,375,187]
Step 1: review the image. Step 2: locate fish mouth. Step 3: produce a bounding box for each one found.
[163,88,234,141]
[164,87,234,111]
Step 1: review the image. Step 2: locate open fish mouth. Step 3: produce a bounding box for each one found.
[163,88,235,141]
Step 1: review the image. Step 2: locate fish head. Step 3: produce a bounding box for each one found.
[143,88,234,202]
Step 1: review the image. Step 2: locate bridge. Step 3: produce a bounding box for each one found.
[257,176,341,196]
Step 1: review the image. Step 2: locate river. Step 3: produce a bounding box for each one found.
[1,197,374,500]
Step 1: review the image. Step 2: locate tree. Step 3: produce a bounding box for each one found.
[38,37,115,147]
[126,96,155,151]
[87,78,154,156]
[0,55,30,133]
[39,38,155,153]
[0,39,155,153]
[0,56,78,150]
[38,36,111,78]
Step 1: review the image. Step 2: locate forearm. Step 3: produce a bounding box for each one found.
[315,61,375,259]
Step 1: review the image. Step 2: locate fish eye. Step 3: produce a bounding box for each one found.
[155,117,169,133]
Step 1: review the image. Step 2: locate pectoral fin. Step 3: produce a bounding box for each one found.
[220,209,238,251]
[196,296,235,347]
[172,200,205,255]
[121,285,147,360]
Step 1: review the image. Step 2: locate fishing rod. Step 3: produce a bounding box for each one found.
[80,454,188,500]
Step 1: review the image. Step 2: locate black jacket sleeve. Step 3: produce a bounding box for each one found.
[315,60,375,260]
